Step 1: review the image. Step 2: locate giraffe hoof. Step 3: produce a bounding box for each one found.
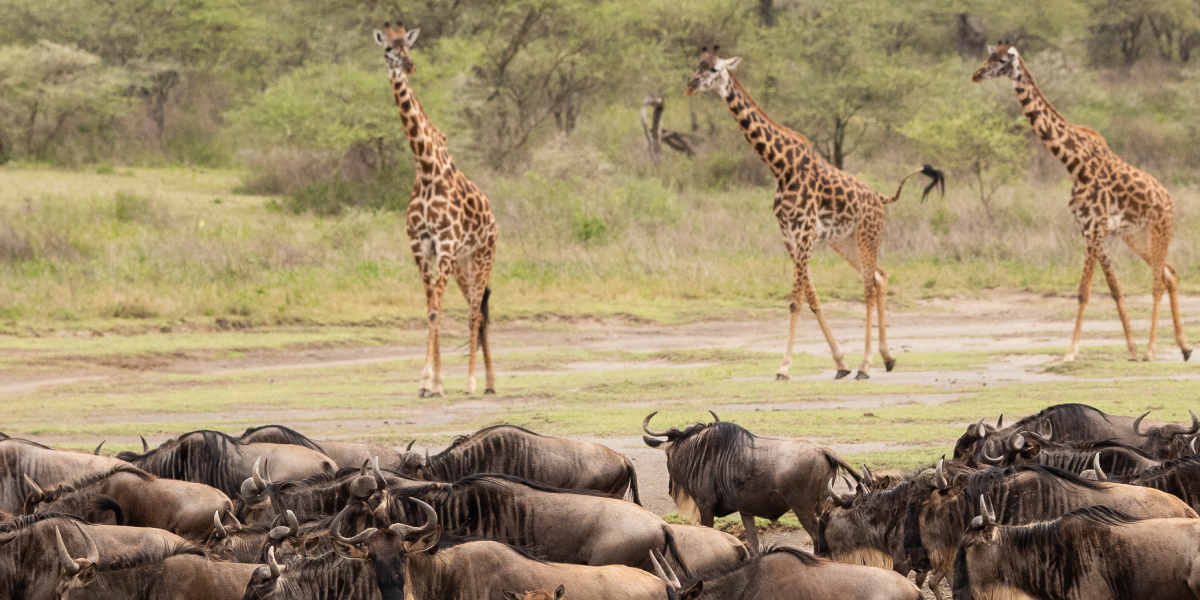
[855,370,870,380]
[484,388,496,395]
[1184,348,1193,362]
[835,370,851,379]
[775,374,789,381]
[418,389,443,398]
[884,358,896,372]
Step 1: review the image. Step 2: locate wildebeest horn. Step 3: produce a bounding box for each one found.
[372,456,388,489]
[648,549,670,583]
[970,418,985,436]
[1163,410,1200,438]
[360,459,369,477]
[996,414,1003,429]
[1192,437,1198,455]
[23,475,44,502]
[74,522,98,564]
[1134,411,1151,437]
[979,443,1005,465]
[1092,453,1107,481]
[406,440,416,452]
[267,546,281,579]
[270,510,300,540]
[827,478,839,499]
[213,511,228,538]
[140,436,149,453]
[225,510,242,528]
[1024,430,1049,443]
[842,476,856,492]
[93,441,105,456]
[1042,419,1053,439]
[389,498,437,538]
[643,412,670,437]
[1010,433,1025,451]
[656,548,681,588]
[708,410,721,422]
[934,457,949,490]
[861,463,874,481]
[252,457,267,491]
[330,505,377,545]
[55,525,97,576]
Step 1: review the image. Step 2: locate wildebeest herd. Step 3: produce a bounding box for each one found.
[5,404,1200,599]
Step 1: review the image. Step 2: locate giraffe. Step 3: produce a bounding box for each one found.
[687,48,943,380]
[374,22,499,396]
[973,42,1192,363]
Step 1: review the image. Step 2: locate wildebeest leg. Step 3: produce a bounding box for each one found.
[926,569,946,600]
[740,512,759,554]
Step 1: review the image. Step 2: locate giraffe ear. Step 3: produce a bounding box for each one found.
[986,45,996,55]
[404,28,420,48]
[374,30,387,46]
[719,56,742,71]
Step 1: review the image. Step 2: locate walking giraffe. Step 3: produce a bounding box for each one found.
[686,47,943,379]
[374,22,498,396]
[974,42,1191,362]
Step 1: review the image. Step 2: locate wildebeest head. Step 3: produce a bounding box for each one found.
[325,499,440,600]
[1133,410,1200,459]
[951,416,1002,465]
[503,585,566,600]
[902,456,973,571]
[641,410,723,450]
[393,440,426,479]
[52,522,100,599]
[817,475,919,570]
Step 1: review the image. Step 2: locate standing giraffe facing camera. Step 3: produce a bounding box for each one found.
[374,22,498,397]
[686,47,944,380]
[973,42,1191,363]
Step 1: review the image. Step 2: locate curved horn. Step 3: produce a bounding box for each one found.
[406,440,416,452]
[648,549,669,583]
[1092,453,1107,482]
[979,442,1005,465]
[267,546,281,579]
[287,510,300,535]
[1010,433,1025,451]
[252,457,267,492]
[842,476,855,492]
[225,509,242,528]
[971,418,985,437]
[1163,410,1200,438]
[827,477,839,499]
[93,441,105,456]
[861,463,875,481]
[360,459,369,478]
[656,547,681,588]
[70,522,98,564]
[708,410,721,422]
[23,475,44,501]
[330,505,377,545]
[55,527,81,576]
[213,511,228,538]
[643,412,670,437]
[389,498,438,538]
[935,457,949,490]
[1134,411,1151,437]
[140,436,149,453]
[1042,419,1053,439]
[1023,430,1049,443]
[269,510,300,540]
[1192,437,1198,455]
[978,495,990,525]
[372,456,388,489]
[262,457,271,482]
[996,414,1003,429]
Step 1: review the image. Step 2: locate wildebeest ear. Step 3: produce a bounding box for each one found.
[501,592,523,600]
[553,584,565,600]
[331,537,370,560]
[77,563,97,586]
[679,581,703,600]
[302,536,320,555]
[405,524,442,554]
[643,436,664,448]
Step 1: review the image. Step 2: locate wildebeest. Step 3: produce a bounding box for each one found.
[642,411,858,550]
[118,430,337,498]
[1085,452,1200,512]
[955,504,1200,600]
[324,501,682,600]
[976,433,1161,477]
[374,474,686,573]
[0,438,125,514]
[22,464,232,541]
[207,509,334,564]
[667,545,921,600]
[665,524,748,580]
[397,425,640,504]
[904,459,1197,581]
[234,460,394,525]
[241,546,381,600]
[504,586,566,600]
[817,477,919,573]
[239,424,407,471]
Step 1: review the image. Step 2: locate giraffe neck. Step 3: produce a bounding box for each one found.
[1011,56,1105,181]
[389,74,449,177]
[723,74,817,182]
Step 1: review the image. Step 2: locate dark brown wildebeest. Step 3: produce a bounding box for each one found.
[239,424,408,471]
[233,459,396,525]
[240,546,381,600]
[956,503,1200,600]
[396,425,640,504]
[208,509,338,564]
[503,586,566,600]
[976,433,1161,477]
[642,411,858,550]
[1085,452,1200,513]
[904,460,1197,585]
[374,474,687,574]
[118,430,337,498]
[319,501,681,600]
[22,464,232,541]
[0,438,125,514]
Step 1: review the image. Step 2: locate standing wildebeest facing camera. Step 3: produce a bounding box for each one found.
[395,425,641,504]
[957,503,1200,600]
[642,411,859,551]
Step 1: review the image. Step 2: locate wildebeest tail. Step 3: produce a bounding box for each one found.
[662,524,696,583]
[825,451,861,482]
[479,286,491,339]
[625,459,642,506]
[89,494,124,525]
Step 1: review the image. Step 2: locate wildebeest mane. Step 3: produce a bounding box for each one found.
[668,421,756,513]
[457,473,621,499]
[1009,403,1108,435]
[1133,452,1200,479]
[240,424,326,452]
[123,430,245,494]
[0,437,52,450]
[46,464,154,498]
[441,424,546,453]
[0,511,85,534]
[273,550,378,598]
[95,542,208,572]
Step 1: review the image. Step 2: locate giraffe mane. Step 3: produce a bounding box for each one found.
[1075,126,1110,147]
[729,73,809,145]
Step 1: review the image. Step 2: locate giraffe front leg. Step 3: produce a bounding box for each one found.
[875,269,896,372]
[777,273,804,381]
[856,274,875,380]
[802,264,849,378]
[1065,249,1099,363]
[1096,251,1138,361]
[423,253,454,398]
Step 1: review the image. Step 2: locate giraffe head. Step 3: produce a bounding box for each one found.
[373,22,421,78]
[685,46,742,98]
[971,41,1022,83]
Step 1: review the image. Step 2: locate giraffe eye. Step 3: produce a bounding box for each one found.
[710,68,718,72]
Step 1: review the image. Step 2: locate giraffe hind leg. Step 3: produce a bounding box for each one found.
[1124,231,1190,360]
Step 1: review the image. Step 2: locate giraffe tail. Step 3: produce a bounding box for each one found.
[884,164,945,204]
[479,286,490,339]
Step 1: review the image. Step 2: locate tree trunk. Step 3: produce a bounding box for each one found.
[641,96,664,165]
[758,0,775,28]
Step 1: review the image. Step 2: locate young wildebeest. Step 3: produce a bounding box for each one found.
[504,586,566,600]
[22,464,232,541]
[320,501,682,600]
[239,424,407,471]
[119,430,337,498]
[374,474,686,573]
[0,438,125,514]
[904,459,1197,586]
[642,411,858,550]
[396,425,641,504]
[957,503,1200,600]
